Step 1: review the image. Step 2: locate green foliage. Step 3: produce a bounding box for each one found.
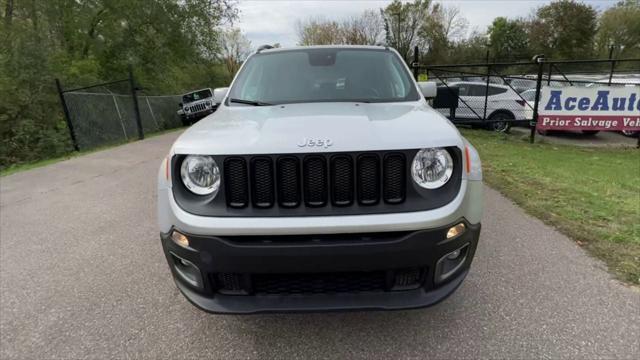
[0,0,236,169]
[381,0,432,62]
[596,0,640,59]
[488,17,530,61]
[528,0,598,59]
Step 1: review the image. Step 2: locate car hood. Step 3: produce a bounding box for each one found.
[171,102,463,155]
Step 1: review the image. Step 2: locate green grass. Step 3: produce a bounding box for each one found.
[1,128,183,177]
[461,129,640,285]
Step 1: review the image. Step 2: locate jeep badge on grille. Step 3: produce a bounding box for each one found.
[297,138,333,148]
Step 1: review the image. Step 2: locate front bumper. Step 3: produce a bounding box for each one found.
[185,108,215,120]
[161,221,480,314]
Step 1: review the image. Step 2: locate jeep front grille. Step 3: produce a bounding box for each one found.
[187,103,207,113]
[223,152,406,210]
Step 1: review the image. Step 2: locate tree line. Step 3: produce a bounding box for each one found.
[296,0,640,64]
[0,0,241,169]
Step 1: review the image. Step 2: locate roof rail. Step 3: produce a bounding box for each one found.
[257,44,274,53]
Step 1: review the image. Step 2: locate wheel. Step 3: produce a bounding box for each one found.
[487,112,513,133]
[621,130,639,137]
[581,130,600,136]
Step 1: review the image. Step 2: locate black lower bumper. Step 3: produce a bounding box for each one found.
[161,220,480,314]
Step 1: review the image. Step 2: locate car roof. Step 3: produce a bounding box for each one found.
[182,88,212,96]
[258,45,388,54]
[448,81,512,89]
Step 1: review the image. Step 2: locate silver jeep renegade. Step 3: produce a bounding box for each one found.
[158,45,483,314]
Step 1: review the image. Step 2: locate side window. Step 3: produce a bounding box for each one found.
[487,86,508,96]
[456,85,469,96]
[468,85,486,97]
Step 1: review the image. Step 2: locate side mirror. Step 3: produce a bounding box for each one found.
[178,102,183,108]
[213,87,229,104]
[417,81,437,99]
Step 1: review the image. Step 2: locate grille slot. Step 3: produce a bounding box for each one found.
[251,157,275,208]
[357,154,381,205]
[224,158,249,208]
[277,157,301,208]
[303,156,328,207]
[331,155,355,206]
[383,153,406,204]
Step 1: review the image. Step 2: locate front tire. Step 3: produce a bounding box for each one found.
[487,112,513,133]
[621,130,639,137]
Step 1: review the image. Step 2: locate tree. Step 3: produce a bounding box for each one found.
[596,0,640,58]
[296,18,343,45]
[295,10,383,46]
[487,17,529,61]
[342,10,384,45]
[381,0,432,62]
[528,0,597,59]
[419,4,468,64]
[218,28,252,76]
[448,31,489,64]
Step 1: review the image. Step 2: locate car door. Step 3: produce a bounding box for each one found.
[458,84,487,119]
[453,83,476,119]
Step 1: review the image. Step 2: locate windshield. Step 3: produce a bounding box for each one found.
[182,89,212,104]
[228,48,420,105]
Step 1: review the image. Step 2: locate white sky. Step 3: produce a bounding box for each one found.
[235,0,618,48]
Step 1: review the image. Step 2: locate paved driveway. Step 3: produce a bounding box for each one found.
[1,131,638,359]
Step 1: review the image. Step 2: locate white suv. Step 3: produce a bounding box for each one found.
[158,46,483,313]
[436,81,534,132]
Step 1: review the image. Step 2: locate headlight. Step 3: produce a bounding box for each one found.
[180,155,221,196]
[411,148,453,189]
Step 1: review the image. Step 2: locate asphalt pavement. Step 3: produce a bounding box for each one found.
[1,130,638,359]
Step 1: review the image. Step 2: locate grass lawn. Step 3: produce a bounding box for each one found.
[461,129,640,285]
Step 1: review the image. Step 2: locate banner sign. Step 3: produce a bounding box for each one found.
[537,86,640,131]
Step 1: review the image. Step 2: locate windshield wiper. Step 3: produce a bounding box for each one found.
[229,98,273,106]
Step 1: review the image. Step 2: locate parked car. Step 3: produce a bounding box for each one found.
[157,45,483,313]
[178,88,218,126]
[508,78,537,93]
[435,81,533,132]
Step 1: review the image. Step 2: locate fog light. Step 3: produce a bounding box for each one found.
[171,230,189,248]
[447,249,461,260]
[435,243,470,284]
[169,252,203,289]
[446,223,466,239]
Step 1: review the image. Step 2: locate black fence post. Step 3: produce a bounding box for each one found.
[530,55,546,143]
[608,46,616,86]
[483,64,491,121]
[55,78,80,152]
[129,65,144,140]
[412,46,420,80]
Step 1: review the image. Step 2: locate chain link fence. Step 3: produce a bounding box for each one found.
[63,91,181,150]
